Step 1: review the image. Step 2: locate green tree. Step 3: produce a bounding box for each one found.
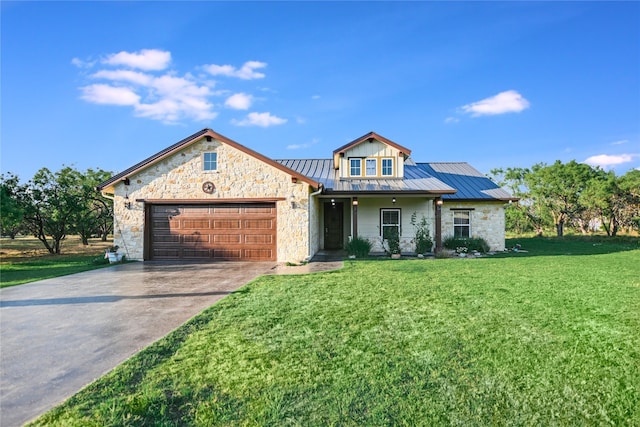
[617,169,640,233]
[0,173,25,238]
[525,161,601,237]
[70,168,113,245]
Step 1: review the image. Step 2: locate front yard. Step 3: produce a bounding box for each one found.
[32,238,640,425]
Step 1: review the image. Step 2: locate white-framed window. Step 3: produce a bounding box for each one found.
[454,210,471,238]
[365,158,377,176]
[350,158,362,176]
[381,158,393,176]
[381,208,401,238]
[203,152,217,171]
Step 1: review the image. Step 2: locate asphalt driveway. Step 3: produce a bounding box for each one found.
[0,261,276,427]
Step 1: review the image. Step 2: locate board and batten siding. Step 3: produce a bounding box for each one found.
[355,197,433,253]
[338,140,405,178]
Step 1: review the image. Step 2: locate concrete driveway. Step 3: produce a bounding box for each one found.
[0,261,276,427]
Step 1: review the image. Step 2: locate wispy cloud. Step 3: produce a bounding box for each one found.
[204,61,267,80]
[583,153,638,168]
[224,93,252,110]
[75,50,281,125]
[444,117,460,124]
[611,139,629,146]
[461,90,530,117]
[287,138,319,150]
[232,112,287,127]
[102,49,171,71]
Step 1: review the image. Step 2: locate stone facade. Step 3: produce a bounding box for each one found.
[441,201,506,251]
[112,137,311,263]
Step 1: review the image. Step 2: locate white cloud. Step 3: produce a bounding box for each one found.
[102,49,171,71]
[204,61,267,79]
[461,90,530,117]
[225,93,252,110]
[583,153,638,168]
[80,84,140,105]
[444,117,460,124]
[92,69,152,86]
[611,139,629,145]
[311,95,321,100]
[232,112,287,127]
[76,50,283,125]
[287,138,319,150]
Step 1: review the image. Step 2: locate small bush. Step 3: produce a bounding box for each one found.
[345,236,372,257]
[443,236,490,253]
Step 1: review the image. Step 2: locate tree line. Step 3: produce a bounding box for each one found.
[1,167,113,254]
[490,160,640,237]
[1,161,639,255]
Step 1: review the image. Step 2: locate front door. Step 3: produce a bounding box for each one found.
[324,202,344,249]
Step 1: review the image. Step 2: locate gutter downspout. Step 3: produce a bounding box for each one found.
[308,185,324,260]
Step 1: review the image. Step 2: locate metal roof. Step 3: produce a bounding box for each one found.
[417,163,516,201]
[276,159,456,194]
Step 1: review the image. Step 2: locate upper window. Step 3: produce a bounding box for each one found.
[350,158,362,176]
[381,208,401,238]
[365,159,377,176]
[381,158,393,176]
[454,211,471,238]
[203,152,217,171]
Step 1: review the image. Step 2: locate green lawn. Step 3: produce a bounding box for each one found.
[0,236,116,288]
[31,238,640,426]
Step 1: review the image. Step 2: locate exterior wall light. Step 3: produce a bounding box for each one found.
[352,198,358,206]
[392,197,397,204]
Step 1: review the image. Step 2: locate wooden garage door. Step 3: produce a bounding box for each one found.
[150,203,276,261]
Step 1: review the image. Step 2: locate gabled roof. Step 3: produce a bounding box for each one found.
[332,132,412,166]
[417,163,517,201]
[97,128,321,192]
[276,159,456,194]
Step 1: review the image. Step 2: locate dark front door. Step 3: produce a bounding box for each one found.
[324,202,344,249]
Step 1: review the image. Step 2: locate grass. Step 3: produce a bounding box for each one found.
[30,237,640,426]
[0,236,116,288]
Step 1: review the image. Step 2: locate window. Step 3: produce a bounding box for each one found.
[365,159,377,176]
[454,211,470,238]
[381,158,393,176]
[381,209,401,238]
[203,152,217,171]
[350,158,362,176]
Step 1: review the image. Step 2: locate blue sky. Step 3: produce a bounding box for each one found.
[2,1,639,181]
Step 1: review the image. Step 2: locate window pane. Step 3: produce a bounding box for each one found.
[204,152,217,171]
[382,210,399,225]
[350,159,361,176]
[454,211,470,224]
[382,158,393,176]
[366,159,377,176]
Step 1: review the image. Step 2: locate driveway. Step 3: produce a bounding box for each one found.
[0,261,276,427]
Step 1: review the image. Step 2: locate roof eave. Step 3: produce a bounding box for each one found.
[97,128,321,192]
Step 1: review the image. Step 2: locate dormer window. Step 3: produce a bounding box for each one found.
[349,158,362,176]
[382,158,393,176]
[365,159,377,176]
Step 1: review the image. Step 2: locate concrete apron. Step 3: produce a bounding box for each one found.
[0,261,277,427]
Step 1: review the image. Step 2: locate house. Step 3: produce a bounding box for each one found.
[97,128,515,262]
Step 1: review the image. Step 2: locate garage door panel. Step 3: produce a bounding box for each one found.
[150,203,276,261]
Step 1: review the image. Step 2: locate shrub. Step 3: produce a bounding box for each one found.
[345,236,372,257]
[411,212,433,254]
[443,236,490,253]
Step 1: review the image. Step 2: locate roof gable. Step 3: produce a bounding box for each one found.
[97,128,320,192]
[332,132,411,167]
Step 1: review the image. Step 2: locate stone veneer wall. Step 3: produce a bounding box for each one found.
[111,137,311,262]
[441,202,506,251]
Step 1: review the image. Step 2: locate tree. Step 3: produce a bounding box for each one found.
[70,168,113,245]
[617,169,640,233]
[0,173,25,238]
[524,161,601,237]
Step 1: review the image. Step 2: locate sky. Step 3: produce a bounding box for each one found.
[2,1,639,182]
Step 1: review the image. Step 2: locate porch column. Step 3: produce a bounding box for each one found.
[435,198,442,252]
[352,197,358,238]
